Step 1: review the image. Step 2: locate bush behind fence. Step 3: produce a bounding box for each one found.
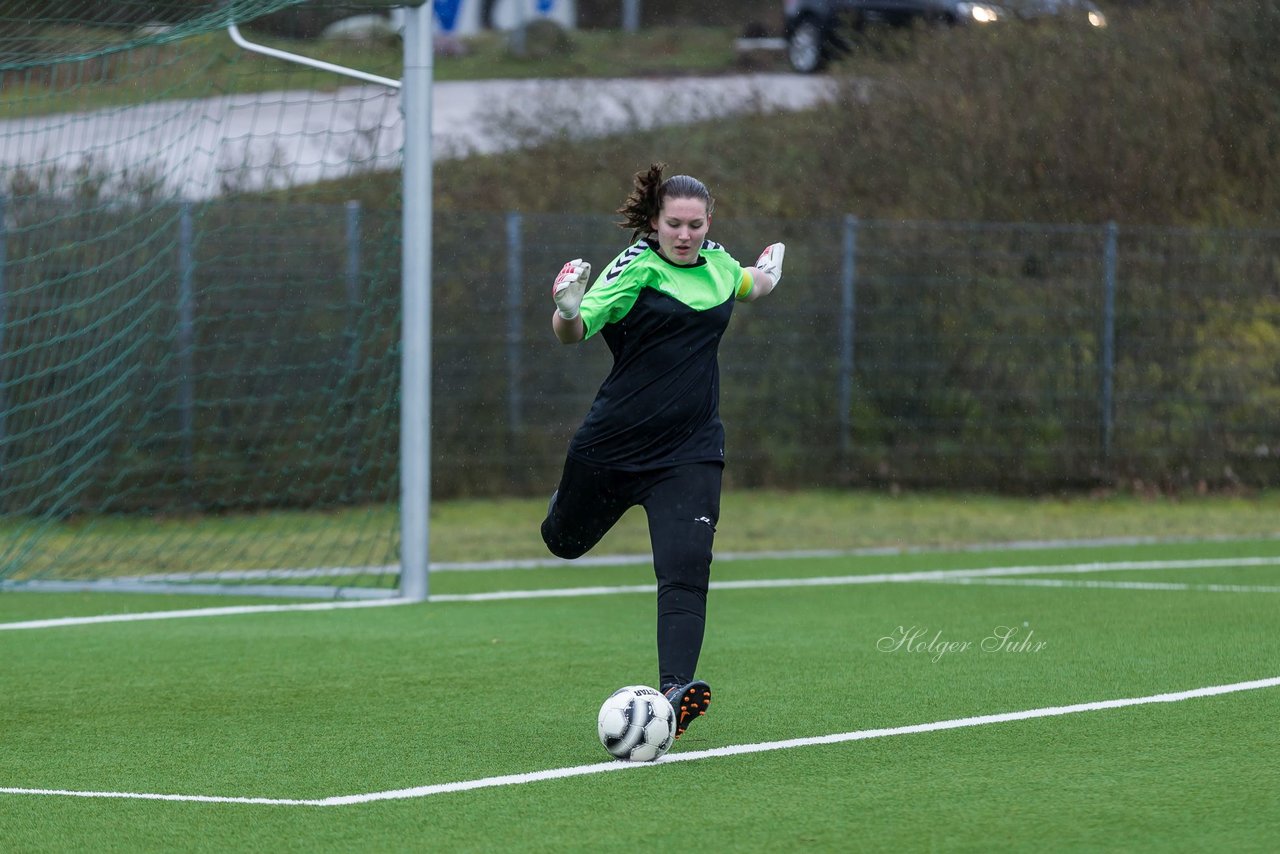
[1,200,1278,516]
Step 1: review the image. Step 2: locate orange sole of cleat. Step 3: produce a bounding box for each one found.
[667,681,712,739]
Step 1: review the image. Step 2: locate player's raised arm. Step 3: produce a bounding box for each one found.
[551,258,590,344]
[743,242,785,302]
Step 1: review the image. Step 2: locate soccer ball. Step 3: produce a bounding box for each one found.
[597,685,676,762]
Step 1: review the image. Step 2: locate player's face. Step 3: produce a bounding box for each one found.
[651,197,710,266]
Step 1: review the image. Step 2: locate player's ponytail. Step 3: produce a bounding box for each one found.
[616,163,666,240]
[616,163,715,242]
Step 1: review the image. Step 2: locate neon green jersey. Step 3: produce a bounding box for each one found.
[579,239,752,339]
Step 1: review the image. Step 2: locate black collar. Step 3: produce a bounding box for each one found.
[644,237,707,269]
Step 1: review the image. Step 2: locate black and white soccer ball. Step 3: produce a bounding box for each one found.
[597,685,676,762]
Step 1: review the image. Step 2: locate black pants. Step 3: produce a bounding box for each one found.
[541,457,723,689]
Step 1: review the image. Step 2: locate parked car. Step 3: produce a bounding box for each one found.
[783,0,1108,73]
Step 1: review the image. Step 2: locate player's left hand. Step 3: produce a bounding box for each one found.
[755,243,785,288]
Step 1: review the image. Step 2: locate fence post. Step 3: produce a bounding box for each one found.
[839,214,858,456]
[344,200,361,376]
[177,201,196,489]
[0,194,7,470]
[1099,220,1118,464]
[343,200,362,483]
[505,212,524,480]
[622,0,641,32]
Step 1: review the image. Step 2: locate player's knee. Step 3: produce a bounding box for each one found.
[541,520,589,560]
[658,578,710,608]
[545,539,589,561]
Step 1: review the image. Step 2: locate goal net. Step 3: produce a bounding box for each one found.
[0,1,413,598]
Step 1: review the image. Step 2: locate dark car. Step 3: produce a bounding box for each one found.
[784,0,1108,72]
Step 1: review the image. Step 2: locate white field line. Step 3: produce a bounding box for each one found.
[3,675,1278,808]
[933,577,1280,594]
[110,565,400,583]
[5,556,1280,629]
[429,556,1280,602]
[435,531,1280,572]
[0,597,413,631]
[94,531,1280,580]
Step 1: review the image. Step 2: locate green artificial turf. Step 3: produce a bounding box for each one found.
[3,538,1279,850]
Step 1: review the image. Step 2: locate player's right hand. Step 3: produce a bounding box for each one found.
[553,259,591,320]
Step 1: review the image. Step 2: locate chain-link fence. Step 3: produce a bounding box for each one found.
[3,203,1278,515]
[466,212,1280,495]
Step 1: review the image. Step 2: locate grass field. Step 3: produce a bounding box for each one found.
[6,488,1280,579]
[4,528,1279,850]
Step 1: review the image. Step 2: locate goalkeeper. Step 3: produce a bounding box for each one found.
[541,163,784,740]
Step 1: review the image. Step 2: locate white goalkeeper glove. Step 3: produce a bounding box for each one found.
[755,242,785,288]
[553,258,591,320]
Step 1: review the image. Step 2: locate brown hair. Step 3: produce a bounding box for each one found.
[616,163,715,241]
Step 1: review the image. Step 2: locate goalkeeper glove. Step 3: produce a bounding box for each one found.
[553,258,591,320]
[755,243,785,288]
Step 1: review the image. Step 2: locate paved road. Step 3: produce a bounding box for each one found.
[1,74,837,200]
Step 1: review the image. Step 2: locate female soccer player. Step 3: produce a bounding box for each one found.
[540,163,784,739]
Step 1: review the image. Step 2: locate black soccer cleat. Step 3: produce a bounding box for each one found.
[663,680,711,739]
